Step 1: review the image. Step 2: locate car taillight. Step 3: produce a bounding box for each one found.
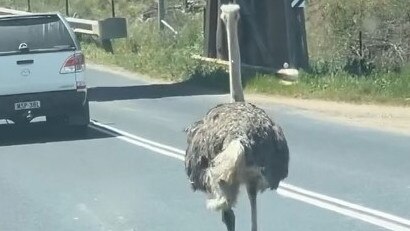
[60,53,85,74]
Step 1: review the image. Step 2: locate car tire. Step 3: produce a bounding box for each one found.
[69,100,90,135]
[71,124,89,136]
[12,118,31,126]
[46,115,68,125]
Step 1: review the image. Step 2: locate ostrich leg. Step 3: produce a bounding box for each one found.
[222,208,235,231]
[247,185,258,231]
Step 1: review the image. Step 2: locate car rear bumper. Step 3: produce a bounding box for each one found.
[0,90,87,120]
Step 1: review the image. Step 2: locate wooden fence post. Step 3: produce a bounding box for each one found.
[27,0,31,12]
[183,0,188,11]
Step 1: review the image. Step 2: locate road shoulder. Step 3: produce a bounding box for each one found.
[87,63,410,136]
[248,94,410,136]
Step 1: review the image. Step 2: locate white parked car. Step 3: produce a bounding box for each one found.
[0,13,89,131]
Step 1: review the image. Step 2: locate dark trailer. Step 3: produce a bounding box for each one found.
[203,0,309,70]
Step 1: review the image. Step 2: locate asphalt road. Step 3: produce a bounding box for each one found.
[0,67,409,231]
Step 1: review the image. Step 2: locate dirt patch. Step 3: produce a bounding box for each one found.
[249,94,410,136]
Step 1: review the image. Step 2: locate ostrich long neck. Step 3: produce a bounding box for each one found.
[222,5,245,103]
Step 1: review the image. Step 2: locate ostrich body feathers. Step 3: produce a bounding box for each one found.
[184,102,289,210]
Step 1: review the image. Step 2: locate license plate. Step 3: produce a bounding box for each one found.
[14,101,41,110]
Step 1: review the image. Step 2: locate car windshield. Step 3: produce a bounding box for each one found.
[0,15,75,54]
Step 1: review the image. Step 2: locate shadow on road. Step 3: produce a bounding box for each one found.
[88,81,227,102]
[0,122,113,147]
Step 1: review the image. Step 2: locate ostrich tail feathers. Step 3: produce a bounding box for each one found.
[204,140,245,211]
[211,139,245,184]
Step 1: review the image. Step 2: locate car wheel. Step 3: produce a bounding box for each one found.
[71,124,89,136]
[46,115,68,125]
[11,117,31,126]
[69,100,90,135]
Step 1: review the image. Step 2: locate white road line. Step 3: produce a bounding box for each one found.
[277,188,408,231]
[91,121,184,155]
[89,121,410,231]
[280,183,410,227]
[90,124,184,161]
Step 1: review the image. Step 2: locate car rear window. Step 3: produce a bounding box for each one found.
[0,15,75,54]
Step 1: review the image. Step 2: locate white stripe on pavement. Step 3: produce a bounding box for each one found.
[277,188,408,231]
[91,120,185,155]
[89,120,410,231]
[281,183,410,227]
[90,123,184,161]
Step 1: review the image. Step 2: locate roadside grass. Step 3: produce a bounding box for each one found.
[83,38,410,106]
[245,70,410,105]
[82,8,204,82]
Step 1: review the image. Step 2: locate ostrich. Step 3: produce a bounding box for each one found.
[184,4,290,231]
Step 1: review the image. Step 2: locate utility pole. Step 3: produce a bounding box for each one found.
[111,0,116,17]
[158,0,165,31]
[65,0,69,16]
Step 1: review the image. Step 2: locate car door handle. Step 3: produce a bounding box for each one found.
[17,60,34,65]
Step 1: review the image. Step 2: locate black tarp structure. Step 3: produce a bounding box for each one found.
[203,0,309,70]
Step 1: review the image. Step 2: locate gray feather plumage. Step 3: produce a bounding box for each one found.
[184,102,289,193]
